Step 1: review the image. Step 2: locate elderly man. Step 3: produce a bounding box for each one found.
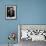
[7,7,15,17]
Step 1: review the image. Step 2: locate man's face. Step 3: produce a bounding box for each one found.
[10,8,13,15]
[10,8,13,11]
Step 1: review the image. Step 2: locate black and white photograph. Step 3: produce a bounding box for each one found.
[6,5,16,19]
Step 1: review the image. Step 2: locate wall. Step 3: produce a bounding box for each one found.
[0,0,46,44]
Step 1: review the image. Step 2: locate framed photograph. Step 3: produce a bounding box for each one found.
[5,5,16,20]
